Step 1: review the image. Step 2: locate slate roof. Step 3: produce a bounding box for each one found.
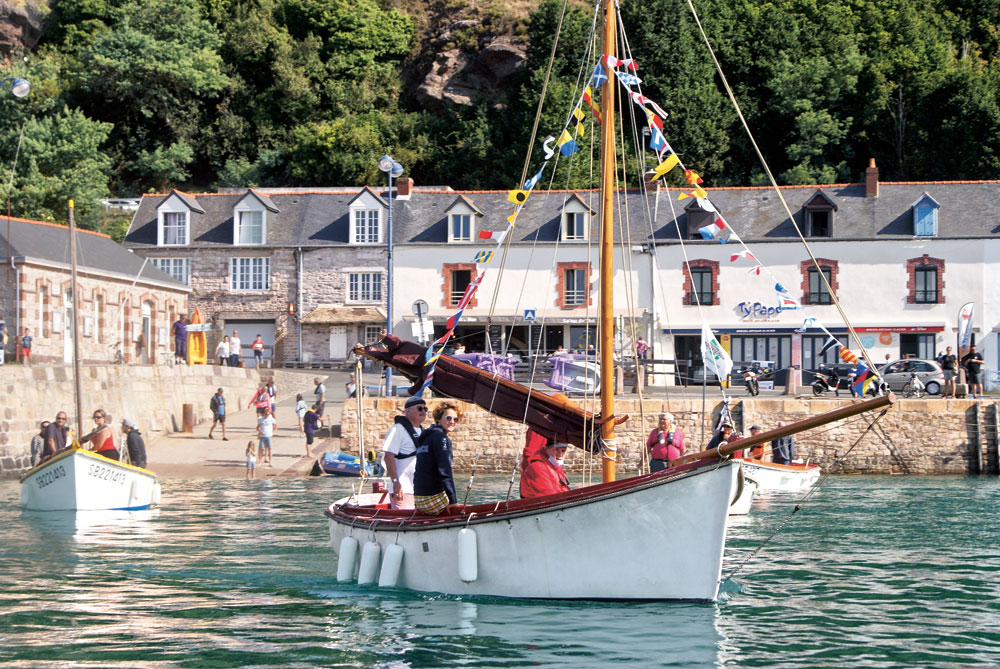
[301,305,386,324]
[0,216,188,289]
[124,181,1000,250]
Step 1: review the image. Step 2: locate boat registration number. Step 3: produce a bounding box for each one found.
[35,465,67,488]
[88,463,127,485]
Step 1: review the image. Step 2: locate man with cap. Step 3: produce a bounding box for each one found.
[771,422,795,465]
[121,418,147,469]
[382,396,428,510]
[747,425,770,461]
[707,422,744,457]
[519,429,571,498]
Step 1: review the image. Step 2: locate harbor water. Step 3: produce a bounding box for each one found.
[1,475,998,667]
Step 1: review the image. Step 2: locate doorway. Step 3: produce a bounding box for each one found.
[329,326,347,360]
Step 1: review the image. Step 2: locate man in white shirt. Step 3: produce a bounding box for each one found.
[382,396,428,510]
[229,330,242,367]
[257,407,276,466]
[314,376,326,416]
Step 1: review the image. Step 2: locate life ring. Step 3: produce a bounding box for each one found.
[366,449,377,463]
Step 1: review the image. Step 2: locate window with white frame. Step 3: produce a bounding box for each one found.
[364,325,382,344]
[162,212,188,245]
[230,257,271,291]
[564,268,587,305]
[152,258,190,285]
[237,210,264,244]
[563,212,587,241]
[353,209,381,244]
[348,272,382,302]
[450,214,471,242]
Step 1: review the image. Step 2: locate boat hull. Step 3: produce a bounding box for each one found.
[327,460,739,600]
[729,473,757,515]
[740,459,820,490]
[19,448,160,511]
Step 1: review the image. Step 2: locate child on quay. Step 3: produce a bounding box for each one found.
[295,393,307,435]
[246,441,257,479]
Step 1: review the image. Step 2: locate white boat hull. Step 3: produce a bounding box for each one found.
[740,459,820,490]
[19,448,161,512]
[729,473,757,515]
[327,460,739,601]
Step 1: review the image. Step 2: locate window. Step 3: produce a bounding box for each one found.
[364,325,383,344]
[450,214,471,242]
[152,258,190,285]
[912,194,940,236]
[450,269,472,306]
[914,267,937,303]
[807,210,831,237]
[564,212,586,241]
[564,269,587,305]
[348,272,382,302]
[162,212,187,245]
[687,210,715,240]
[230,257,270,291]
[353,209,380,244]
[808,267,833,304]
[689,268,713,305]
[237,210,264,245]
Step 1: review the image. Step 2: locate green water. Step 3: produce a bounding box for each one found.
[1,475,998,667]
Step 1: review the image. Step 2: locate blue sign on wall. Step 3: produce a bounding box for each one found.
[523,309,536,322]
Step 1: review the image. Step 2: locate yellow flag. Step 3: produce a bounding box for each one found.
[508,190,529,205]
[651,153,679,181]
[573,108,586,137]
[507,213,518,225]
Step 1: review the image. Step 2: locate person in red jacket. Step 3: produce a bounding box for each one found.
[520,429,571,498]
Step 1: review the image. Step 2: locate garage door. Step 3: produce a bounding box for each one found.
[226,320,276,368]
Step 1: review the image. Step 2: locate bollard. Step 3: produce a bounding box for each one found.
[182,403,194,432]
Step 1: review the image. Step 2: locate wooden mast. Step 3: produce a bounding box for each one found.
[68,200,83,439]
[598,0,617,483]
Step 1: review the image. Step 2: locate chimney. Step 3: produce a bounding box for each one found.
[643,170,660,191]
[865,158,879,198]
[396,177,413,200]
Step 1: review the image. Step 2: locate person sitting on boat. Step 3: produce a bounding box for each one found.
[747,425,770,461]
[413,402,461,515]
[383,396,428,510]
[771,423,795,465]
[30,420,49,467]
[41,412,69,462]
[707,423,742,457]
[646,412,685,472]
[80,409,120,461]
[519,429,571,498]
[121,418,147,469]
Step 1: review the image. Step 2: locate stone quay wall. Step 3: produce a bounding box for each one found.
[0,365,304,477]
[342,396,997,475]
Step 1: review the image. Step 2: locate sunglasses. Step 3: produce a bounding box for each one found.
[412,406,428,412]
[442,415,460,423]
[93,415,104,420]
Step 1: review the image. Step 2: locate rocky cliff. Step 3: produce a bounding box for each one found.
[0,1,48,55]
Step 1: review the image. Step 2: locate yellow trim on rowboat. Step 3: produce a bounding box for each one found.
[18,445,157,483]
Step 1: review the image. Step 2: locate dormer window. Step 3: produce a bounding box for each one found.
[353,210,381,244]
[156,190,202,247]
[232,190,277,246]
[685,199,717,240]
[163,212,187,245]
[237,210,264,244]
[560,194,593,242]
[450,214,471,242]
[911,193,940,237]
[803,190,837,238]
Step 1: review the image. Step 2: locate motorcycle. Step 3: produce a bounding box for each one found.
[743,366,760,396]
[812,365,840,396]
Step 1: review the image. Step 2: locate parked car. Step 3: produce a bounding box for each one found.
[879,359,945,395]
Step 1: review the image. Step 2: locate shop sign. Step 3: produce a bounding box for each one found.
[736,301,785,321]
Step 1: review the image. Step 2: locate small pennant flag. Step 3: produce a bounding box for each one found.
[797,317,818,332]
[819,336,840,358]
[619,57,638,71]
[557,129,578,156]
[542,135,556,160]
[480,228,509,244]
[602,54,621,69]
[592,63,608,87]
[678,186,709,200]
[852,362,871,395]
[747,266,762,276]
[650,154,679,181]
[839,347,859,365]
[582,86,601,122]
[572,107,586,136]
[649,127,668,155]
[506,213,517,225]
[729,250,757,262]
[684,169,703,185]
[523,166,545,190]
[615,71,642,87]
[473,250,493,263]
[698,216,729,242]
[776,283,798,309]
[508,190,529,205]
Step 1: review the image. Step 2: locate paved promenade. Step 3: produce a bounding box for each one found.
[146,369,353,478]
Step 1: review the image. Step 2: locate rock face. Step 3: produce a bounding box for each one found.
[0,1,47,55]
[415,36,526,111]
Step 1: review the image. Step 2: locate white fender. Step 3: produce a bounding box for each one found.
[457,527,478,583]
[357,541,381,585]
[378,543,404,588]
[151,482,161,506]
[336,536,359,582]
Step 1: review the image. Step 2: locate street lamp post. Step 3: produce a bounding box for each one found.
[0,77,30,98]
[378,154,403,396]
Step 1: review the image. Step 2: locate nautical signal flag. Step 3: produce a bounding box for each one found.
[523,166,545,190]
[582,87,601,122]
[615,71,642,87]
[819,336,840,357]
[684,169,703,185]
[649,127,669,156]
[592,63,608,87]
[473,250,493,263]
[650,154,679,181]
[557,129,578,156]
[572,107,586,136]
[839,347,859,365]
[698,216,732,243]
[729,250,757,262]
[775,283,798,309]
[508,190,529,205]
[852,363,871,395]
[678,186,709,200]
[479,228,509,244]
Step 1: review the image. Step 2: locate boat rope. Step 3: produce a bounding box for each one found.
[722,406,890,583]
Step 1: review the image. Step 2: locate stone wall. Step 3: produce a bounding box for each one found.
[342,396,995,475]
[0,365,305,477]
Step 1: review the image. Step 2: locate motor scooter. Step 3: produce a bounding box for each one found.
[743,366,760,396]
[812,365,840,396]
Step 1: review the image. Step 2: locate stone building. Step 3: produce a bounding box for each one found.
[0,216,188,364]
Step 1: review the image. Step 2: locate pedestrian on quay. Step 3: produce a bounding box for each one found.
[771,422,795,465]
[21,327,32,366]
[266,378,277,415]
[295,393,307,435]
[382,396,427,510]
[636,336,649,359]
[252,334,265,367]
[208,388,228,440]
[30,420,49,467]
[257,406,276,467]
[413,402,461,516]
[0,317,6,365]
[172,313,188,364]
[646,412,685,472]
[121,418,147,469]
[248,383,270,415]
[314,377,326,417]
[303,405,322,458]
[962,345,985,399]
[940,346,958,398]
[246,441,257,479]
[215,336,230,367]
[229,330,241,367]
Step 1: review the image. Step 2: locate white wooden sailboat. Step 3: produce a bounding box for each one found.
[739,459,820,491]
[325,0,892,600]
[19,200,161,512]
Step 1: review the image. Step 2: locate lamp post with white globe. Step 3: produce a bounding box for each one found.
[378,154,403,395]
[0,77,30,98]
